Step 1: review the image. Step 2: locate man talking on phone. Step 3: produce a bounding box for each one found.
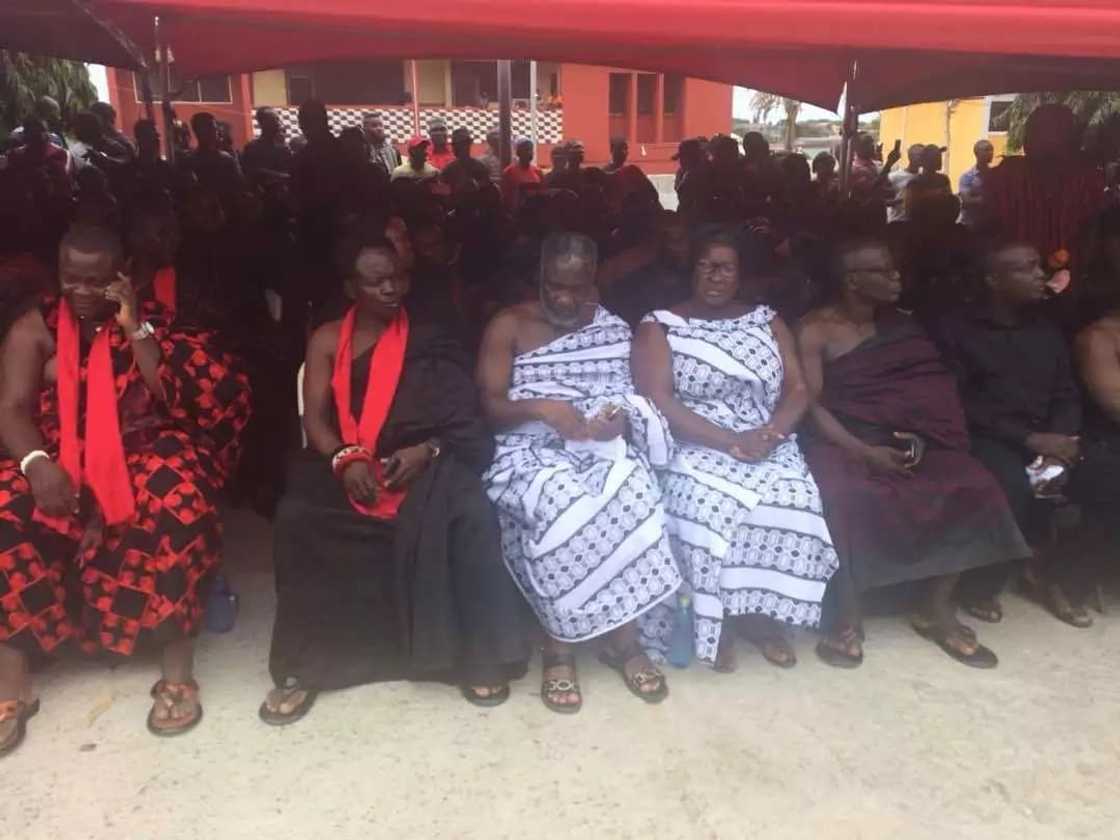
[0,224,251,754]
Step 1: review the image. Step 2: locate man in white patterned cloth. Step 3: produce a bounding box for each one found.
[477,232,682,715]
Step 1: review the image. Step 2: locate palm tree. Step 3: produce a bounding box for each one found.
[1001,91,1120,151]
[0,51,97,137]
[750,91,802,151]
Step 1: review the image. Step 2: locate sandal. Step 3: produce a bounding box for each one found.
[912,617,998,670]
[147,679,204,737]
[259,678,320,726]
[0,698,40,758]
[962,599,1003,624]
[1020,578,1094,629]
[714,633,737,674]
[816,625,864,669]
[460,684,511,708]
[598,644,669,704]
[540,652,582,715]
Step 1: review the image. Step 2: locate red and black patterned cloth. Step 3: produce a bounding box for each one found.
[0,300,251,657]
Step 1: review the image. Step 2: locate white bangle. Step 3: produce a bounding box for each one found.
[19,450,50,475]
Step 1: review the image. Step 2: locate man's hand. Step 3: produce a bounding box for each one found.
[884,139,903,170]
[340,459,378,504]
[382,444,433,489]
[862,445,913,477]
[537,400,591,441]
[1025,433,1080,465]
[26,458,79,518]
[104,271,140,333]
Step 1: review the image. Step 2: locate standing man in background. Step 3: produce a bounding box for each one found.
[959,140,995,230]
[363,112,401,176]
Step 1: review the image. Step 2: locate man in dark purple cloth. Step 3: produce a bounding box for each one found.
[797,239,1029,669]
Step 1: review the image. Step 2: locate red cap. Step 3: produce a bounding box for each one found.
[407,136,430,151]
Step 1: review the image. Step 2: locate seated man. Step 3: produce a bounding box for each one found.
[0,225,250,755]
[935,241,1089,627]
[261,234,528,725]
[477,232,681,714]
[799,240,1029,669]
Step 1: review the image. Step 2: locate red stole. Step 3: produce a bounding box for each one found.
[330,306,410,519]
[153,266,177,314]
[52,300,135,527]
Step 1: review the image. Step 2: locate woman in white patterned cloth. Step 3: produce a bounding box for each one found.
[631,230,838,671]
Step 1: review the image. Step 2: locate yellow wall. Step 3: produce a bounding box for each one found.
[879,97,1014,190]
[412,60,449,106]
[251,70,288,107]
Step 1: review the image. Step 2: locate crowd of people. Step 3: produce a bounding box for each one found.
[0,93,1118,752]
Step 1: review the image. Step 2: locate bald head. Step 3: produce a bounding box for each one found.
[539,232,598,327]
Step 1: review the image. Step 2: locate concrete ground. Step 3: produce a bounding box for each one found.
[4,508,1118,840]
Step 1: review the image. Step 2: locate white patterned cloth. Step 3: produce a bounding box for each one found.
[484,307,682,643]
[643,307,838,664]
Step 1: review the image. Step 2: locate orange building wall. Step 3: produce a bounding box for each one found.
[106,67,255,150]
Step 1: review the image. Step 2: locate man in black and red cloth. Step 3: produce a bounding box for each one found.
[798,240,1029,670]
[260,233,528,726]
[0,225,251,756]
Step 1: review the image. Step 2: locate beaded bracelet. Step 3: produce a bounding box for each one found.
[331,445,373,479]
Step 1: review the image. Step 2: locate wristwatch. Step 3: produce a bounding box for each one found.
[129,321,156,342]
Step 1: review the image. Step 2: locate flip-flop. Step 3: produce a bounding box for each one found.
[598,646,669,704]
[258,680,320,727]
[540,652,582,715]
[759,638,797,669]
[460,684,511,708]
[962,601,1003,624]
[147,679,204,737]
[0,698,40,758]
[816,627,864,669]
[912,621,998,670]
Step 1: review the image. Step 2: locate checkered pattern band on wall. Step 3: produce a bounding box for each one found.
[266,106,564,144]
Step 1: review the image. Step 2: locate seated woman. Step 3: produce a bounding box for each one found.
[797,239,1029,668]
[260,235,529,725]
[632,231,838,671]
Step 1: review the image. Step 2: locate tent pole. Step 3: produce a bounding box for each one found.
[839,57,859,197]
[497,59,512,167]
[154,15,175,165]
[409,59,421,137]
[529,60,540,162]
[69,0,149,73]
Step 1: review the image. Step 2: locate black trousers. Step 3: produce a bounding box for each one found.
[961,435,1119,604]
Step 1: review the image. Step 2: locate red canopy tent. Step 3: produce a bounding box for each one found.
[67,0,1120,112]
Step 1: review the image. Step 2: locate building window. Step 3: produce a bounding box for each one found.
[133,70,232,103]
[282,62,406,106]
[988,96,1015,133]
[609,71,685,144]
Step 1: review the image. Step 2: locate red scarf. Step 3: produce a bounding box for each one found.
[54,300,135,526]
[330,305,410,519]
[153,266,176,315]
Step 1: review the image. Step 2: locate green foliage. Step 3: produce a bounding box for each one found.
[0,51,97,135]
[1002,91,1120,151]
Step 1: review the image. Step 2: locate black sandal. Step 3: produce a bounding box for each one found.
[816,625,864,669]
[1021,579,1094,629]
[258,678,320,727]
[598,645,669,704]
[0,698,40,758]
[962,599,1003,624]
[540,652,582,715]
[912,618,998,670]
[460,684,511,708]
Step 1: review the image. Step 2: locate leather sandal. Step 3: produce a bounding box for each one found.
[598,644,668,704]
[540,651,582,715]
[148,679,203,737]
[0,698,40,758]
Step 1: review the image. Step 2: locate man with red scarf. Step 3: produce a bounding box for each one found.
[260,233,527,725]
[0,225,250,755]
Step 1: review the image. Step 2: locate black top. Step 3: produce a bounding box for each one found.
[441,157,492,192]
[241,137,293,179]
[933,308,1081,446]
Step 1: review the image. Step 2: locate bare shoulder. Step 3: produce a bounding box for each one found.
[483,303,535,339]
[1076,317,1120,353]
[2,307,52,355]
[308,319,342,355]
[796,306,843,339]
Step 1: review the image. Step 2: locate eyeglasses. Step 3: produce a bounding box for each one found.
[696,261,738,278]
